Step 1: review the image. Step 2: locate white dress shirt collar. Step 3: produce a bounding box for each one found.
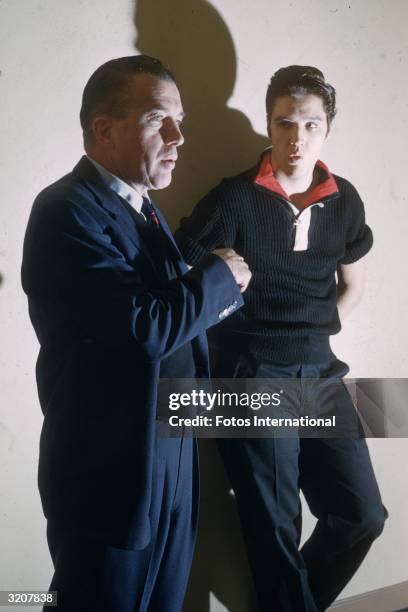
[87,155,145,213]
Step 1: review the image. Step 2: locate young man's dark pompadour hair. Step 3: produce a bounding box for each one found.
[266,65,337,130]
[80,55,176,145]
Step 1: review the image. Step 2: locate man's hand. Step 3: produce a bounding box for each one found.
[212,248,252,293]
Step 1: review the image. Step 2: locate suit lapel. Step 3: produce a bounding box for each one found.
[72,157,158,272]
[152,204,189,276]
[71,158,209,376]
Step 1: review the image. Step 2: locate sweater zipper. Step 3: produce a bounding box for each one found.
[254,189,300,247]
[254,185,299,224]
[254,185,339,249]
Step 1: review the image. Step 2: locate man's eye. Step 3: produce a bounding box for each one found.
[148,114,164,125]
[306,122,318,129]
[278,121,292,129]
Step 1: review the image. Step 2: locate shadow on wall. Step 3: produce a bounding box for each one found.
[134,0,270,229]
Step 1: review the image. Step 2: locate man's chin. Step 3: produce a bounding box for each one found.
[285,160,314,176]
[149,172,173,191]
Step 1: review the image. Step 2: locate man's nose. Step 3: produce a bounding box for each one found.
[289,125,305,146]
[162,120,184,147]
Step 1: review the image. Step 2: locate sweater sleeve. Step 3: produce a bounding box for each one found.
[339,180,373,265]
[174,183,231,266]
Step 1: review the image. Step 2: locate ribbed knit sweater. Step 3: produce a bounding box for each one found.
[175,159,373,363]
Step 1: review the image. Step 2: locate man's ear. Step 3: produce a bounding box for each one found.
[325,122,331,140]
[266,114,271,139]
[91,115,113,146]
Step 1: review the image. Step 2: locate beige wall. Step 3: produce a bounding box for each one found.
[1,0,407,610]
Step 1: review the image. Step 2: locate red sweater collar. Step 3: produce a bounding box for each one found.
[254,149,339,207]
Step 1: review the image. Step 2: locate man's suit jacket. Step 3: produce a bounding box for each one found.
[21,156,243,549]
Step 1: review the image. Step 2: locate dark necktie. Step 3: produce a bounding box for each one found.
[141,197,160,228]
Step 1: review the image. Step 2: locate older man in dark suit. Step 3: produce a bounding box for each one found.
[21,55,251,612]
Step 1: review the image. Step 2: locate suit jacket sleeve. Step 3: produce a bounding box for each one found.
[22,193,243,361]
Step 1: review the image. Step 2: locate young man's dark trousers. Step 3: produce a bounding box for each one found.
[216,356,387,612]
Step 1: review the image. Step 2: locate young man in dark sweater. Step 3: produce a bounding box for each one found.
[175,66,387,611]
